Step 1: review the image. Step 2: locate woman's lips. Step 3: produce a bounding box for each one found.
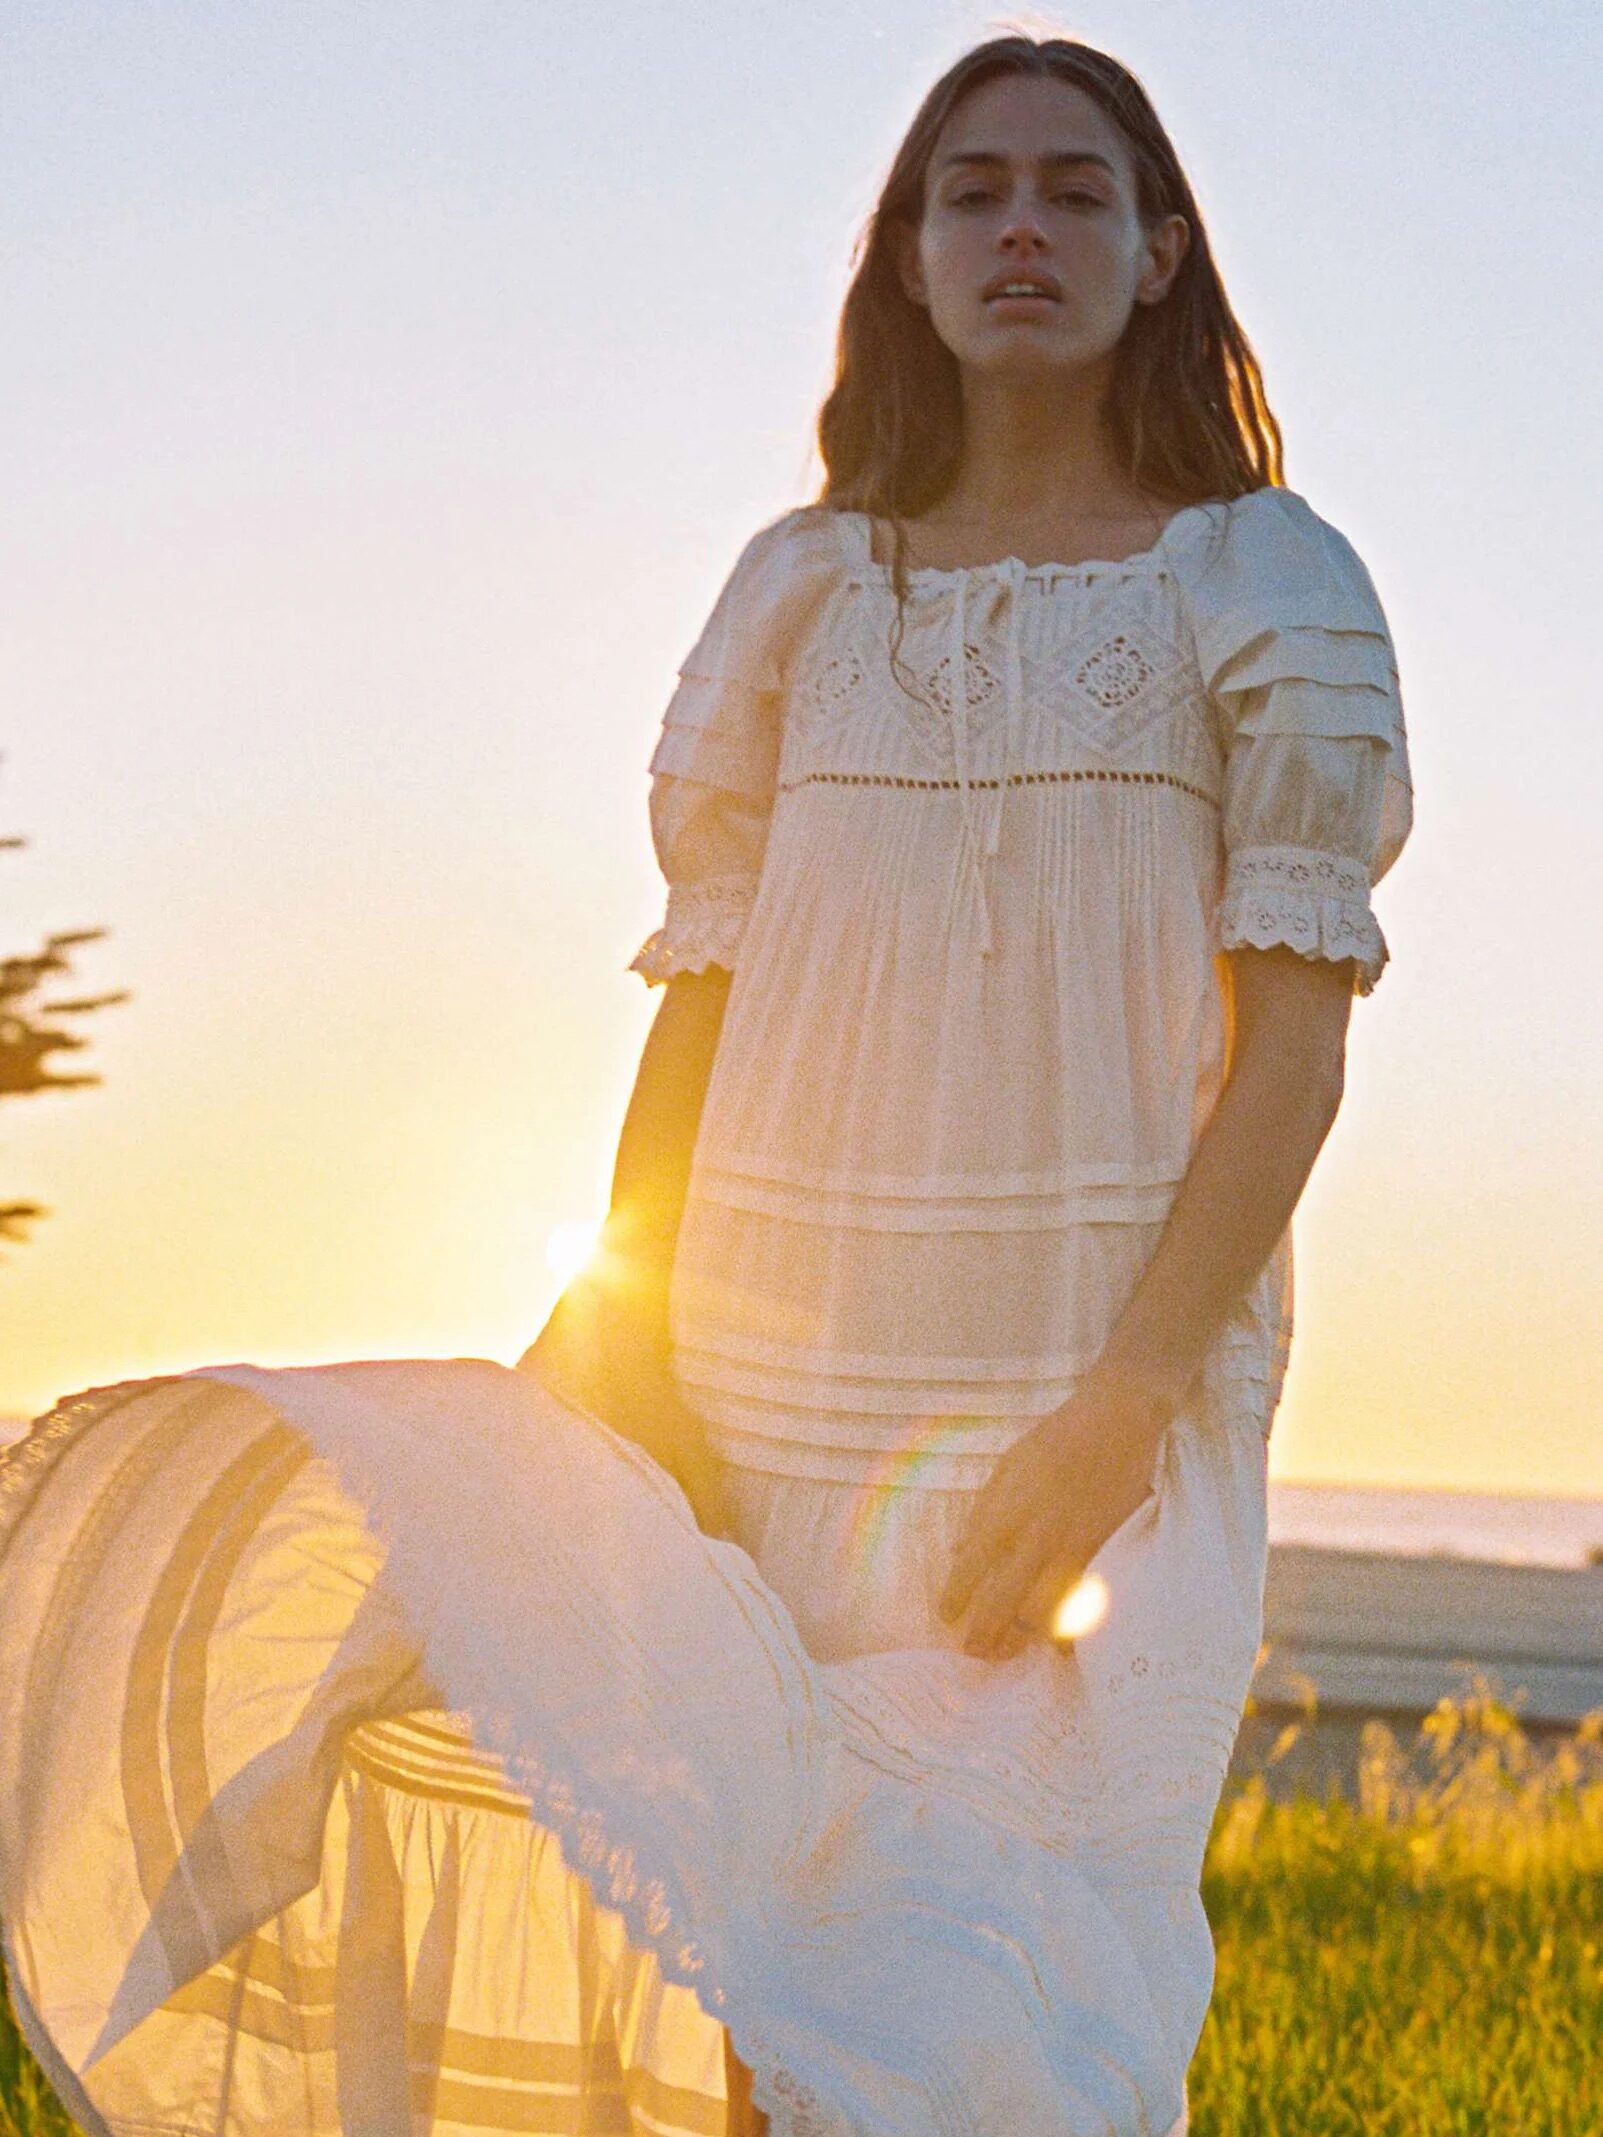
[981,271,1063,304]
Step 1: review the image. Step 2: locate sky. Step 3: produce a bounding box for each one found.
[2,0,1600,1501]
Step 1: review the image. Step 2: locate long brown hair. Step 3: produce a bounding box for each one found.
[814,35,1284,592]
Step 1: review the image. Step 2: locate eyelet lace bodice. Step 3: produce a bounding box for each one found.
[624,486,1411,1486]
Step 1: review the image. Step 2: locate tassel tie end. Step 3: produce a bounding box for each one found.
[948,557,1026,959]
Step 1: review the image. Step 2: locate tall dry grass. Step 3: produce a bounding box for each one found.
[1195,1674,1603,2133]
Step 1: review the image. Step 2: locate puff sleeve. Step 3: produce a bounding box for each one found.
[1183,488,1414,997]
[628,508,820,987]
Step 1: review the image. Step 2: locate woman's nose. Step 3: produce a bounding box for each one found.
[999,217,1049,254]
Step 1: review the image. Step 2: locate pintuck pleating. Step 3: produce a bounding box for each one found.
[630,488,1412,1484]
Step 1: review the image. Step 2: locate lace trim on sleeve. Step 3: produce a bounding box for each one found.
[628,874,758,986]
[1219,844,1389,997]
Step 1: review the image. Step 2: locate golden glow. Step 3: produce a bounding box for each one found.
[1053,1571,1111,1642]
[2,1,1599,1532]
[544,1219,604,1289]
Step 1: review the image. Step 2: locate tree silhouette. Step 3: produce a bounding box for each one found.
[2,821,128,1246]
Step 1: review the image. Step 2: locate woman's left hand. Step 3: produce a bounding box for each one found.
[937,1372,1177,1661]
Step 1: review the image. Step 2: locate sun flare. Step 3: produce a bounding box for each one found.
[544,1218,604,1289]
[1053,1571,1111,1642]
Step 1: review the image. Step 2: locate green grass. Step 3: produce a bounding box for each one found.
[0,2005,74,2137]
[1193,1678,1603,2135]
[3,1680,1600,2134]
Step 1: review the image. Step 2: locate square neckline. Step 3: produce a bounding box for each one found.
[835,498,1228,585]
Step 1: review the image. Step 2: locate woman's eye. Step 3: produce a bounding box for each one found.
[949,187,1101,211]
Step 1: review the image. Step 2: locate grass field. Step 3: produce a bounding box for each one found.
[1195,1679,1603,2135]
[3,1679,1600,2137]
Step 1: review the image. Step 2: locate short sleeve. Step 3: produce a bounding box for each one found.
[1180,487,1415,998]
[628,508,831,987]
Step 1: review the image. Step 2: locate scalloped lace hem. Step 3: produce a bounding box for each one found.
[1220,846,1387,995]
[628,927,741,985]
[629,876,756,986]
[487,1734,841,2137]
[1219,892,1388,995]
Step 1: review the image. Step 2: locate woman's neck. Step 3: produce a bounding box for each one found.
[891,365,1178,567]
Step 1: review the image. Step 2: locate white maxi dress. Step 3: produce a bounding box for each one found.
[0,486,1413,2137]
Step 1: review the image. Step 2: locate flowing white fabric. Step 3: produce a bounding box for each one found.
[0,486,1413,2137]
[0,1356,1270,2136]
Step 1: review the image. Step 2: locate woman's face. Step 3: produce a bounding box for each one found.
[897,73,1189,384]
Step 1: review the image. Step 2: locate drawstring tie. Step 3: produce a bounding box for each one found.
[948,555,1027,957]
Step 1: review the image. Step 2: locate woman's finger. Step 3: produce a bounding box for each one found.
[959,1524,1051,1657]
[939,1498,1023,1623]
[1014,1542,1091,1642]
[938,1451,1039,1621]
[981,1536,1090,1662]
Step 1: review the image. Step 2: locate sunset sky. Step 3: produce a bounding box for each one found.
[4,1,1599,1501]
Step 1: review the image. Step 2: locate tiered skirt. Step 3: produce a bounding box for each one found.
[0,1356,1269,2136]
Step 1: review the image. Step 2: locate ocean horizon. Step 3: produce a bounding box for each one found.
[1266,1478,1603,1569]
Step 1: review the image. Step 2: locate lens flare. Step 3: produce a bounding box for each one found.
[1052,1571,1111,1642]
[844,1423,974,1565]
[544,1219,603,1288]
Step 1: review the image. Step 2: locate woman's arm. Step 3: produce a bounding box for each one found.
[600,964,733,1329]
[1091,942,1352,1409]
[939,944,1354,1658]
[518,967,735,1533]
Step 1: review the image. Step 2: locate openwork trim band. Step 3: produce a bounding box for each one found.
[777,765,1217,805]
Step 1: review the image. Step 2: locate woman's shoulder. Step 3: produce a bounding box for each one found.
[679,505,849,684]
[720,502,849,585]
[695,503,846,612]
[1167,482,1393,662]
[1174,482,1379,582]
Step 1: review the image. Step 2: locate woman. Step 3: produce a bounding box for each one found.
[0,34,1412,2137]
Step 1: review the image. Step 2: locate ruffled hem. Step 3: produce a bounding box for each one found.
[629,876,755,986]
[1219,888,1388,995]
[629,927,740,986]
[0,1358,1246,2137]
[647,672,779,800]
[1218,844,1387,995]
[1211,624,1397,702]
